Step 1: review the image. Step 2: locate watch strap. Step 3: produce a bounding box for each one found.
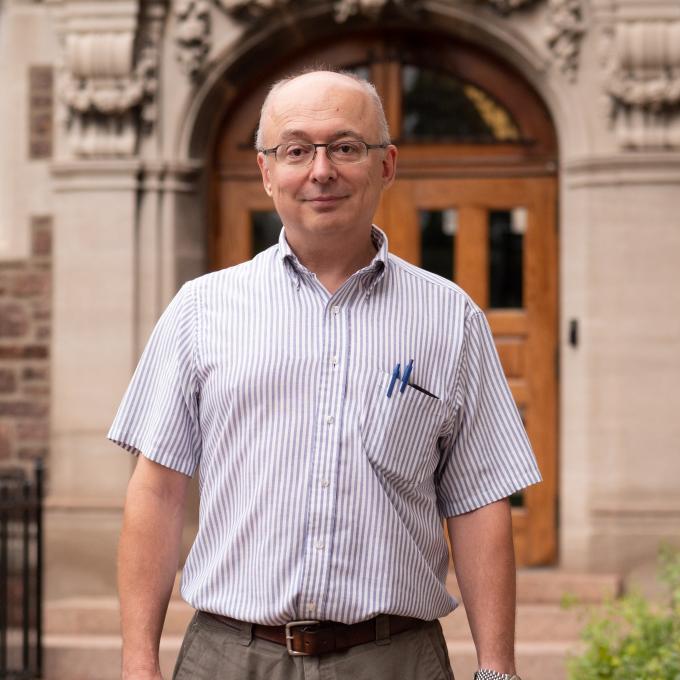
[474,670,521,680]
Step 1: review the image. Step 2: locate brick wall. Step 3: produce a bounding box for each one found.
[0,216,52,471]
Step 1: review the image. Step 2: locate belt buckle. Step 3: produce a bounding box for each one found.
[285,620,320,656]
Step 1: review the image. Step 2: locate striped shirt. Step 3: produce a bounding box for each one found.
[108,226,541,625]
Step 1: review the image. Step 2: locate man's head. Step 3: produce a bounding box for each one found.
[256,70,397,244]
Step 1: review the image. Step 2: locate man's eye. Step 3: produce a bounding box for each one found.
[333,142,360,155]
[285,145,310,158]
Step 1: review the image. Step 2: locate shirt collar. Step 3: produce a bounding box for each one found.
[277,226,389,293]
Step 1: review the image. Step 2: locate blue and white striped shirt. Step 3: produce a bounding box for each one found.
[108,227,541,625]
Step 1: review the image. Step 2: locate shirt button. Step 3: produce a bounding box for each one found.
[331,356,338,367]
[321,479,330,488]
[331,306,340,316]
[315,541,324,551]
[326,415,334,425]
[308,601,316,611]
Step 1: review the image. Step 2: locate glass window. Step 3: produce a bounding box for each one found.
[419,209,457,281]
[402,65,520,143]
[251,211,282,255]
[489,208,525,309]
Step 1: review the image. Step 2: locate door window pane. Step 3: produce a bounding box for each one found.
[251,211,282,255]
[402,65,520,143]
[419,209,457,281]
[489,208,525,308]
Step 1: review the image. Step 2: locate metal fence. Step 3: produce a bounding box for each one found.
[0,461,43,680]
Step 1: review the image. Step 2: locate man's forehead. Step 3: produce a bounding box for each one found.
[263,73,376,140]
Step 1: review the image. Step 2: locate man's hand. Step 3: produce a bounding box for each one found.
[118,456,190,680]
[446,499,517,676]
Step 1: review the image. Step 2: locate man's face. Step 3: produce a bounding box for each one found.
[257,73,397,242]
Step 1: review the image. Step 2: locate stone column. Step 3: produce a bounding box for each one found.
[47,160,140,598]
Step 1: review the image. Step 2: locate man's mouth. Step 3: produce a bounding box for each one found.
[304,195,347,203]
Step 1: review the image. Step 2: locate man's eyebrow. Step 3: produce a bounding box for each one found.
[277,129,364,142]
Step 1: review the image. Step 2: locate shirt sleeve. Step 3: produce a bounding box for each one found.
[107,281,201,476]
[436,310,542,517]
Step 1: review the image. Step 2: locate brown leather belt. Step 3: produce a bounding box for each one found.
[202,611,426,656]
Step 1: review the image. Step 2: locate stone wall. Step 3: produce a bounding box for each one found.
[0,216,52,472]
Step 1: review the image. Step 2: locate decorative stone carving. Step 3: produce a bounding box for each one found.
[215,0,277,20]
[55,0,165,158]
[603,20,680,149]
[333,0,409,23]
[175,0,211,78]
[544,0,585,81]
[481,0,539,14]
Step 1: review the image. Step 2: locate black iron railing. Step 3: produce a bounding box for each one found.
[0,461,43,680]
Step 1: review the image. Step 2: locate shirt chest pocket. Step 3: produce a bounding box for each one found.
[359,369,445,485]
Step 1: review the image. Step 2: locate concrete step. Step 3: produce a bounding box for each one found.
[45,597,194,637]
[442,603,588,642]
[446,568,622,604]
[45,598,590,642]
[42,568,616,680]
[42,633,580,680]
[43,633,181,680]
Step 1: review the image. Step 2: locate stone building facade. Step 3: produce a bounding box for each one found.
[1,0,679,602]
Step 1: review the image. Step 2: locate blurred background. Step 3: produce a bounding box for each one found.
[1,0,679,677]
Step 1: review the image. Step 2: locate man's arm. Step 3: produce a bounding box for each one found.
[446,498,517,676]
[118,456,191,679]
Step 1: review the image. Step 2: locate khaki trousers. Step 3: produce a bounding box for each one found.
[172,611,455,680]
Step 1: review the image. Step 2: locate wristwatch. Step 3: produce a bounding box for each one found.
[474,670,522,680]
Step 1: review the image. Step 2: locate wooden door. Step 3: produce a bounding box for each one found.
[383,177,557,565]
[211,32,559,565]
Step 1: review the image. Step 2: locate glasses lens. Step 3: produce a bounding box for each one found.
[328,140,367,164]
[277,142,315,165]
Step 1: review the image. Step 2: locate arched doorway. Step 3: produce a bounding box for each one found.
[210,31,558,566]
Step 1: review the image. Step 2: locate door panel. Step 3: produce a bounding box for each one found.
[382,177,557,565]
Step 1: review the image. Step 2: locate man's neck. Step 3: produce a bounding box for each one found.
[285,228,377,295]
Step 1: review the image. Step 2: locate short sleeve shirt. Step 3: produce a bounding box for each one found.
[108,227,541,625]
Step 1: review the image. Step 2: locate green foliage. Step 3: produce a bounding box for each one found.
[567,546,680,680]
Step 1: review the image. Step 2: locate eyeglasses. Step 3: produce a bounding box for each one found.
[259,140,388,166]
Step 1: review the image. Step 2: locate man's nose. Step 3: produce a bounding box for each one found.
[309,147,337,183]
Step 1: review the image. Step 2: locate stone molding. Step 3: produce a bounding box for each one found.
[53,0,166,158]
[602,18,680,149]
[173,0,585,80]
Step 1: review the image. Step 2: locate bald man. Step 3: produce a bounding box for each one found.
[112,70,539,680]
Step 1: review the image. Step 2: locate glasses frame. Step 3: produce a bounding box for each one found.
[258,140,389,166]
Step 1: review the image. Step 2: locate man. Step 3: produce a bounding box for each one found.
[110,70,540,680]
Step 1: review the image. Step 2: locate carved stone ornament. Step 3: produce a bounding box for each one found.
[55,0,166,158]
[333,0,411,23]
[543,0,585,80]
[603,20,680,149]
[479,0,584,78]
[480,0,540,14]
[175,0,212,78]
[193,0,584,78]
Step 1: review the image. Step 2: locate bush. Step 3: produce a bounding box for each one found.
[567,546,680,680]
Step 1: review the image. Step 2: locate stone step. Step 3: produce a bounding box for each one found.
[42,567,616,680]
[442,603,589,642]
[45,597,194,637]
[447,568,622,605]
[46,597,591,642]
[42,633,578,680]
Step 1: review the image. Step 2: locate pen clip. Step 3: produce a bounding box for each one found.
[400,359,414,393]
[386,363,401,398]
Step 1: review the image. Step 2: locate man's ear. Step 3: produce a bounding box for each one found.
[257,152,273,197]
[381,145,398,189]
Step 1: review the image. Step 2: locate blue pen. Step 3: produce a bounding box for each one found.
[386,362,401,398]
[400,359,414,393]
